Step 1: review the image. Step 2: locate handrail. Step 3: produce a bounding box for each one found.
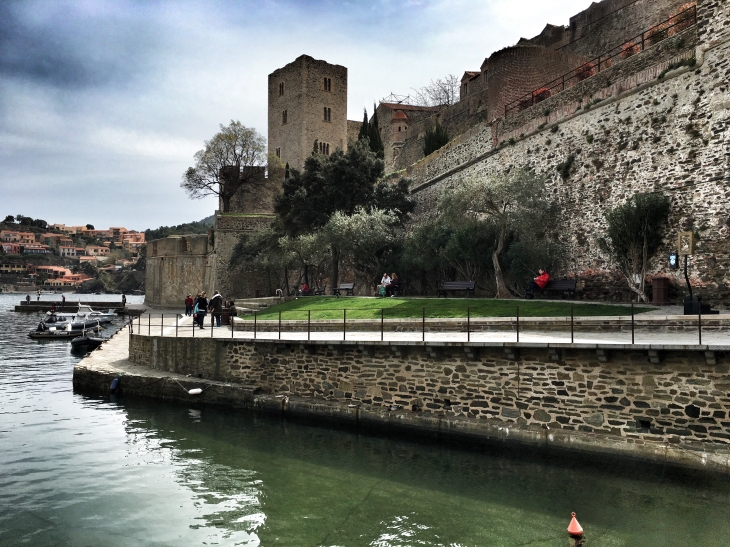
[504,5,697,118]
[131,307,722,346]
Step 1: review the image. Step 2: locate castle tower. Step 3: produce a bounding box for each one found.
[268,55,348,172]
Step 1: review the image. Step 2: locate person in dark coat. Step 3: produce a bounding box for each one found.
[209,290,223,327]
[196,292,208,328]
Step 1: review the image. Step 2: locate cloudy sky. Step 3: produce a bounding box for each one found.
[0,0,592,230]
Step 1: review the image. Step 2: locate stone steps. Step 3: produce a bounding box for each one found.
[234,297,283,314]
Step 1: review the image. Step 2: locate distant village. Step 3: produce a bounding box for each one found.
[0,218,146,292]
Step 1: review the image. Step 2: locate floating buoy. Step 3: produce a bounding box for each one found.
[567,512,583,537]
[188,388,203,395]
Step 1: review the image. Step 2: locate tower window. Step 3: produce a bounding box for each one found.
[323,107,331,122]
[324,78,331,92]
[282,110,287,124]
[275,147,281,158]
[319,142,330,155]
[398,126,401,132]
[279,82,284,95]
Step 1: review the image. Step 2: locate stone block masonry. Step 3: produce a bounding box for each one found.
[129,334,730,450]
[408,28,730,305]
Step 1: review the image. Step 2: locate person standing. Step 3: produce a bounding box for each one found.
[209,290,223,327]
[62,294,66,307]
[122,293,127,306]
[196,292,208,329]
[25,294,30,305]
[185,294,193,316]
[36,289,41,301]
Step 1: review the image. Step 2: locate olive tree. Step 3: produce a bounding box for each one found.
[598,192,670,302]
[324,207,400,292]
[439,169,556,298]
[182,121,267,212]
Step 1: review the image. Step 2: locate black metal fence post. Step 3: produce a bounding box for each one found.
[422,308,425,342]
[148,314,150,336]
[176,315,178,337]
[278,311,281,340]
[161,314,164,337]
[516,306,520,343]
[254,311,257,339]
[308,310,311,341]
[381,308,384,342]
[698,304,702,345]
[211,315,214,338]
[467,306,471,342]
[631,302,634,344]
[343,309,346,341]
[570,304,574,344]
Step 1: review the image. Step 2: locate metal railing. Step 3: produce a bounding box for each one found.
[504,5,697,118]
[131,303,723,346]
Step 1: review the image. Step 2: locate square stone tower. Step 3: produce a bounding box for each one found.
[268,55,348,172]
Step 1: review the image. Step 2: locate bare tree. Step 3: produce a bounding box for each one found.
[411,74,460,107]
[181,121,267,212]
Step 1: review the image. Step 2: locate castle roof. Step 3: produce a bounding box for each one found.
[379,102,441,112]
[461,71,480,82]
[391,110,408,121]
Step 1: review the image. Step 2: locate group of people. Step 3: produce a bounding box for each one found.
[377,272,401,297]
[184,291,237,329]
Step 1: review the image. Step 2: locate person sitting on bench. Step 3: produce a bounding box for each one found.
[386,273,400,297]
[526,268,550,299]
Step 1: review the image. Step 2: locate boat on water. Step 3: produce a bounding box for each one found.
[70,335,104,351]
[29,323,103,340]
[41,312,104,330]
[42,305,116,328]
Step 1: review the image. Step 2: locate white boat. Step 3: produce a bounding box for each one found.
[43,305,116,326]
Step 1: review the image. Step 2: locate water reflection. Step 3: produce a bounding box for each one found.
[1,294,729,546]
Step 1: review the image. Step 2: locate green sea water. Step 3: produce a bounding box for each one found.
[1,294,729,546]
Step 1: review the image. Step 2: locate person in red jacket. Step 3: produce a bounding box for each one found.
[526,268,549,299]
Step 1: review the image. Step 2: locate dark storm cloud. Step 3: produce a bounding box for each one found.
[0,1,158,89]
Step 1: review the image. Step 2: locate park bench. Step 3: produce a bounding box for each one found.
[333,283,355,297]
[437,281,476,298]
[313,286,327,296]
[535,279,578,298]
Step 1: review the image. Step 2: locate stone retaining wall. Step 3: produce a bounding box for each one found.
[129,335,730,448]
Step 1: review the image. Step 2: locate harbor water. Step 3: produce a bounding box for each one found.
[1,293,729,546]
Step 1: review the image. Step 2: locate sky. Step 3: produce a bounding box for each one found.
[0,0,593,231]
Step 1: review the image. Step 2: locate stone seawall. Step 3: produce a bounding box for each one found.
[128,334,730,457]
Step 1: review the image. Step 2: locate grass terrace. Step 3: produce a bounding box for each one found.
[242,297,652,321]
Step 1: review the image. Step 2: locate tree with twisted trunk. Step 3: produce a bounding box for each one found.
[439,169,556,299]
[181,121,267,212]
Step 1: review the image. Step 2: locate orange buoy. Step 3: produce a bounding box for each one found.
[567,512,584,536]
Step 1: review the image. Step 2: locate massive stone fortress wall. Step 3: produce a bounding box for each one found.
[408,18,730,303]
[387,0,696,175]
[531,0,690,57]
[129,335,730,448]
[145,235,211,307]
[268,55,349,171]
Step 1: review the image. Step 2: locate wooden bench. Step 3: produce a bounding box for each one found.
[313,286,327,296]
[535,279,578,298]
[333,283,355,297]
[437,281,476,298]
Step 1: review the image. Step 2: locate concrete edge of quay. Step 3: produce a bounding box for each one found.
[72,330,730,477]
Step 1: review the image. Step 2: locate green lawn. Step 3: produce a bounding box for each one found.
[241,297,651,321]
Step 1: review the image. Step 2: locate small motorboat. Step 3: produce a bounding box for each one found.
[70,335,104,351]
[44,305,116,325]
[29,322,103,340]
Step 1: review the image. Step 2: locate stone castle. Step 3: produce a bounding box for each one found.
[146,0,730,307]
